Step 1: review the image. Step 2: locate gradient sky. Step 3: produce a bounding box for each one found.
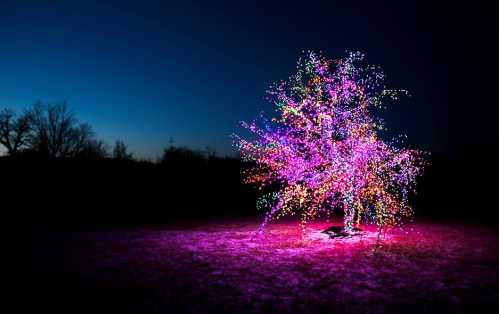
[1,1,497,158]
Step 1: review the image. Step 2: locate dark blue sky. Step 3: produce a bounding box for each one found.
[1,1,496,158]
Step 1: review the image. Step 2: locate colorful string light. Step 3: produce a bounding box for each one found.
[234,51,426,235]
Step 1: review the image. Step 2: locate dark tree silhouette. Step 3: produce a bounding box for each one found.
[113,140,133,160]
[0,108,31,155]
[79,139,109,159]
[26,102,96,158]
[161,145,206,165]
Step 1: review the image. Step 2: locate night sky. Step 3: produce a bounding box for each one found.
[1,1,497,158]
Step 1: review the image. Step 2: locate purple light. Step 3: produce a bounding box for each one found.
[234,51,426,234]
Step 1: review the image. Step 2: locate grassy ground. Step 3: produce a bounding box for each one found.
[30,219,499,313]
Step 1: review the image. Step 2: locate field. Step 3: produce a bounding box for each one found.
[31,219,499,313]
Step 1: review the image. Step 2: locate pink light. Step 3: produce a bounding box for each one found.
[234,51,427,233]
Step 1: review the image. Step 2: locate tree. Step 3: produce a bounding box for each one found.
[0,108,31,155]
[161,145,205,165]
[26,102,95,158]
[112,140,133,160]
[78,139,109,159]
[234,51,426,234]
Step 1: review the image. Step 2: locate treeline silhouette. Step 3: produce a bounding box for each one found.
[1,102,108,159]
[2,103,498,230]
[4,152,258,230]
[1,102,256,229]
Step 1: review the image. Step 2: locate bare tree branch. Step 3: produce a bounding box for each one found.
[0,108,32,155]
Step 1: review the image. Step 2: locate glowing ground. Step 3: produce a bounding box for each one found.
[31,220,499,313]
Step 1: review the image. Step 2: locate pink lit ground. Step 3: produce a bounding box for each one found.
[31,219,499,313]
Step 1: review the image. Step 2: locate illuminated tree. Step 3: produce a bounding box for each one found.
[234,51,425,234]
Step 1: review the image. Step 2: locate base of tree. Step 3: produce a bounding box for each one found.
[322,226,362,238]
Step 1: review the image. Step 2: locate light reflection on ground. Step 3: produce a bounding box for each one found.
[32,219,499,313]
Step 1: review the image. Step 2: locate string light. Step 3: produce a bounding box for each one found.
[234,51,426,235]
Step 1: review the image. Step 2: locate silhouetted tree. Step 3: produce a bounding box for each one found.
[161,145,206,165]
[204,146,217,159]
[0,108,31,155]
[78,139,109,159]
[113,140,133,160]
[26,102,96,158]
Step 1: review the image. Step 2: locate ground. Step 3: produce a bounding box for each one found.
[31,219,499,313]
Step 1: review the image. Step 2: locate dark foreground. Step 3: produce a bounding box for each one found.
[31,220,499,313]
